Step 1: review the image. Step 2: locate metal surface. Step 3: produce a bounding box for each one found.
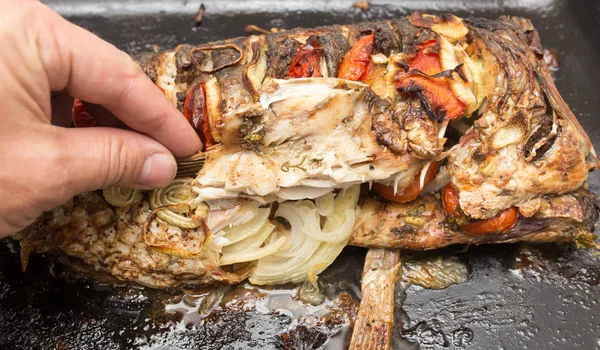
[2,0,600,349]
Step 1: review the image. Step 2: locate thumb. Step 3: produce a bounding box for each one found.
[55,126,177,194]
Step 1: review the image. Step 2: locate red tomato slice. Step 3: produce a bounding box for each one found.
[338,33,375,81]
[184,84,215,150]
[286,36,324,78]
[460,207,518,235]
[374,162,438,203]
[441,183,518,235]
[72,98,97,127]
[396,40,465,120]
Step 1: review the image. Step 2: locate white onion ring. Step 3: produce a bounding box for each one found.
[149,178,200,228]
[102,187,143,208]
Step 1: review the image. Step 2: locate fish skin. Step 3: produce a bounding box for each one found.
[137,13,596,213]
[15,13,600,288]
[349,190,598,250]
[447,16,598,219]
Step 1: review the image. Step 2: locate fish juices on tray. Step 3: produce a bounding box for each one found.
[17,12,599,289]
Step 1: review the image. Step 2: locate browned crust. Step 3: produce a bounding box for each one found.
[535,60,599,168]
[17,192,249,289]
[349,191,598,250]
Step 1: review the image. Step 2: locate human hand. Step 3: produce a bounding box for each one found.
[0,0,202,237]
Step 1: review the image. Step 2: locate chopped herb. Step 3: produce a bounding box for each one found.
[244,133,263,143]
[281,155,308,172]
[445,217,461,232]
[392,225,416,237]
[407,204,426,217]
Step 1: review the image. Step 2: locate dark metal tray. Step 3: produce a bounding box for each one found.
[2,0,599,348]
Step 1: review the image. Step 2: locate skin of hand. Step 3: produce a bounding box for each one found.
[0,0,203,237]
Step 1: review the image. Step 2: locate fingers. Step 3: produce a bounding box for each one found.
[32,3,202,157]
[53,126,178,195]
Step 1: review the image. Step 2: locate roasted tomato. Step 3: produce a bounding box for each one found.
[184,83,215,150]
[396,39,465,120]
[460,207,518,235]
[338,33,375,81]
[410,40,440,74]
[397,75,465,120]
[441,184,518,235]
[72,98,97,127]
[441,183,461,218]
[286,36,323,78]
[374,162,438,203]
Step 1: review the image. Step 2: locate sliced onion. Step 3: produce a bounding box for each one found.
[276,186,333,200]
[273,201,317,258]
[315,192,335,216]
[248,240,319,284]
[220,207,271,246]
[102,187,143,208]
[249,236,345,285]
[334,185,360,210]
[222,221,275,253]
[149,178,200,228]
[319,209,355,243]
[206,200,259,232]
[249,185,360,285]
[212,185,361,285]
[246,42,267,92]
[220,226,287,265]
[438,36,476,112]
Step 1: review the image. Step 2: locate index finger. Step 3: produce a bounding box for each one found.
[34,3,202,157]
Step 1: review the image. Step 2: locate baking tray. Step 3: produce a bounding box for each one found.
[2,0,599,348]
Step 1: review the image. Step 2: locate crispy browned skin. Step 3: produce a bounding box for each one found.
[350,190,598,249]
[16,192,248,289]
[447,16,598,219]
[15,13,600,289]
[175,20,444,202]
[138,13,597,217]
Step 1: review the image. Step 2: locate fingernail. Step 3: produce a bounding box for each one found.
[138,153,177,188]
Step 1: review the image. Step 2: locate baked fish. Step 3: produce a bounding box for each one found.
[16,12,599,289]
